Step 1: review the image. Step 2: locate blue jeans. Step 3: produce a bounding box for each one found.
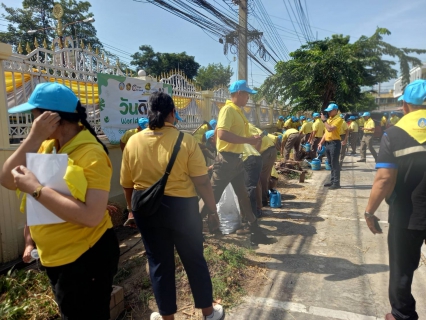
[325,140,341,185]
[134,196,213,315]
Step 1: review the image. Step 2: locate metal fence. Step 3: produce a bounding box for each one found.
[159,72,203,130]
[4,43,124,141]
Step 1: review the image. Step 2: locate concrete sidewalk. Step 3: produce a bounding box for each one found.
[228,151,426,319]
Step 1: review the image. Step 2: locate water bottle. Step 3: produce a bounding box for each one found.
[31,249,39,260]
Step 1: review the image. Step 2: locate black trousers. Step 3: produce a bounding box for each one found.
[325,140,341,185]
[388,224,426,320]
[244,155,263,217]
[45,228,120,320]
[134,196,213,315]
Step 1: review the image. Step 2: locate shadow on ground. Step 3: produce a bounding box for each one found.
[256,252,389,281]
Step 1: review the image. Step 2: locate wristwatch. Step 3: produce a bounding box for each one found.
[364,212,375,219]
[32,185,44,200]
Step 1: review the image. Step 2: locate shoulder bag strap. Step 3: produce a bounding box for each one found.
[165,131,184,175]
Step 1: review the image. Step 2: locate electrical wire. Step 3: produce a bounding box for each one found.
[135,0,278,76]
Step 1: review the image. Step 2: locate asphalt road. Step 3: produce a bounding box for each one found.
[228,149,426,319]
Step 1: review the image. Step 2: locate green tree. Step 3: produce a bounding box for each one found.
[195,63,233,90]
[130,45,200,79]
[259,28,426,112]
[1,0,103,55]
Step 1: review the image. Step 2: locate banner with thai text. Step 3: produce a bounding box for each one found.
[97,73,172,144]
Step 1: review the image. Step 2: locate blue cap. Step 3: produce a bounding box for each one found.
[300,116,306,120]
[209,119,217,129]
[349,116,356,120]
[391,111,396,115]
[401,79,426,105]
[279,116,284,120]
[313,112,320,117]
[362,112,371,117]
[138,117,148,129]
[175,110,183,121]
[291,116,297,122]
[229,80,257,94]
[384,112,388,116]
[324,103,338,112]
[397,95,404,101]
[205,130,215,140]
[8,82,78,114]
[339,114,344,118]
[277,134,283,141]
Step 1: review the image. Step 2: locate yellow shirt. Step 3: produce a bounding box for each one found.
[216,100,249,154]
[276,119,284,130]
[390,116,400,125]
[349,121,359,133]
[299,121,313,134]
[324,114,343,141]
[284,119,298,129]
[192,123,209,144]
[312,118,325,138]
[363,118,375,134]
[357,118,365,127]
[380,116,387,126]
[242,143,260,161]
[32,129,113,267]
[339,121,348,135]
[282,128,299,144]
[249,124,275,153]
[120,128,139,144]
[121,123,207,198]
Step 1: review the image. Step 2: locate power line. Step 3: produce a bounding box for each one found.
[269,13,339,34]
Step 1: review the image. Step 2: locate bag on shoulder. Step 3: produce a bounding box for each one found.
[131,132,184,218]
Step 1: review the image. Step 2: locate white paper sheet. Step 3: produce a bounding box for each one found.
[26,153,70,226]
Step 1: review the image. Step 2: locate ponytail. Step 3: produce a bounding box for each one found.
[148,92,175,130]
[76,102,109,155]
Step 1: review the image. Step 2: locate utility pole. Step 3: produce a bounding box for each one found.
[238,0,248,80]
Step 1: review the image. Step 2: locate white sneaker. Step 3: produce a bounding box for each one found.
[150,312,162,320]
[204,304,225,320]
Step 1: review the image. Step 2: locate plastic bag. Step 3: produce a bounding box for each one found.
[216,183,241,234]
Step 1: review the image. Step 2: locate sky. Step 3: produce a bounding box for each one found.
[2,0,426,93]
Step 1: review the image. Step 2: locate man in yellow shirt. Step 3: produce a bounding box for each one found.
[281,127,300,161]
[284,116,299,130]
[357,112,378,163]
[276,116,285,131]
[308,113,325,159]
[201,80,272,245]
[339,114,349,166]
[348,116,359,154]
[318,103,344,189]
[389,112,400,126]
[299,116,313,145]
[357,114,365,145]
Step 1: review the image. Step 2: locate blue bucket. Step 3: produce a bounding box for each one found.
[302,143,311,152]
[325,160,331,170]
[311,159,321,171]
[269,189,282,208]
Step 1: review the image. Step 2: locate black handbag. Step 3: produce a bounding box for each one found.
[131,132,184,218]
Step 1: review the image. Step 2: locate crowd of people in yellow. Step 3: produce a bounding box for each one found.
[1,75,418,320]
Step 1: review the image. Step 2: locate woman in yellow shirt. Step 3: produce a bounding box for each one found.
[120,92,224,320]
[0,83,119,320]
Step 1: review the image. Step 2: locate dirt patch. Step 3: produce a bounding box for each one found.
[115,233,268,320]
